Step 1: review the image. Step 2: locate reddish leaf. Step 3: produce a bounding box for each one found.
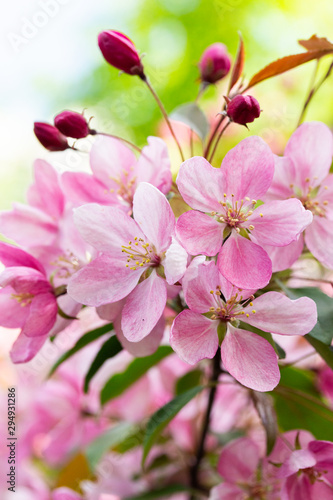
[228,32,245,93]
[299,34,333,52]
[246,49,333,90]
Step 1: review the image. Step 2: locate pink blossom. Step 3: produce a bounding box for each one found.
[209,437,281,499]
[0,242,58,363]
[62,135,172,212]
[264,121,333,270]
[68,182,187,344]
[269,430,333,499]
[176,136,312,289]
[170,259,317,391]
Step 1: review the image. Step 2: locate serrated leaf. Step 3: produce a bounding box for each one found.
[251,391,277,455]
[277,283,333,345]
[84,335,122,393]
[86,422,136,469]
[170,102,209,140]
[48,323,113,377]
[100,346,173,405]
[299,35,333,51]
[271,366,333,440]
[142,385,204,467]
[246,49,333,89]
[228,32,245,92]
[175,369,202,395]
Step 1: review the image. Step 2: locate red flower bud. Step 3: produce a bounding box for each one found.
[226,95,261,125]
[34,122,69,151]
[199,43,231,84]
[98,30,145,79]
[54,110,90,139]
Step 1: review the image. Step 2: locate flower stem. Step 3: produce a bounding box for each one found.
[144,78,185,162]
[189,350,221,498]
[208,121,231,164]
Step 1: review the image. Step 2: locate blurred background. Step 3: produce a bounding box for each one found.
[2,0,333,209]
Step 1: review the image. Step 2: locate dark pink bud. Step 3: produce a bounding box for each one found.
[34,122,69,151]
[98,30,145,79]
[199,43,231,84]
[54,110,90,139]
[226,95,261,125]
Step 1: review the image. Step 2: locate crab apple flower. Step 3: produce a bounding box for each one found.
[199,43,231,84]
[176,136,312,289]
[98,30,145,79]
[226,94,261,125]
[62,135,172,212]
[54,110,90,139]
[0,242,58,362]
[68,183,188,343]
[269,431,333,499]
[264,121,333,270]
[209,437,281,500]
[34,122,69,151]
[170,260,317,391]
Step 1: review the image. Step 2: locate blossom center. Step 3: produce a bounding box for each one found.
[122,237,160,271]
[108,169,137,205]
[208,286,256,322]
[292,178,328,217]
[211,194,257,233]
[50,252,81,279]
[11,292,34,307]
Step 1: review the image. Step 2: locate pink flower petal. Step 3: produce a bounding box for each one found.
[316,174,333,221]
[90,135,136,189]
[0,266,51,294]
[308,440,333,470]
[243,291,317,336]
[217,437,260,482]
[0,242,46,274]
[0,287,30,328]
[277,449,317,478]
[285,121,333,191]
[248,199,312,247]
[221,325,280,391]
[170,310,219,364]
[262,236,304,273]
[176,156,226,212]
[209,483,245,500]
[67,254,143,306]
[133,182,175,253]
[182,260,220,313]
[218,232,272,289]
[121,270,167,342]
[305,217,333,269]
[10,330,48,363]
[222,136,274,201]
[283,474,312,500]
[96,299,126,322]
[176,211,223,256]
[136,136,172,194]
[52,488,82,500]
[62,172,115,206]
[265,156,297,201]
[163,238,188,285]
[21,292,58,337]
[73,203,144,252]
[115,312,165,357]
[27,159,65,218]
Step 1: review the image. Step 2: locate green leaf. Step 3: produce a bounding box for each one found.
[142,385,204,467]
[276,283,333,345]
[250,391,277,455]
[86,421,136,470]
[48,323,113,377]
[170,102,209,140]
[101,346,173,405]
[305,334,333,369]
[124,484,194,500]
[175,369,202,395]
[271,366,333,440]
[84,335,122,393]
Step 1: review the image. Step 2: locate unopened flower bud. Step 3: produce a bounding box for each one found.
[54,110,90,139]
[98,30,145,79]
[199,43,231,84]
[226,95,261,125]
[34,122,69,151]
